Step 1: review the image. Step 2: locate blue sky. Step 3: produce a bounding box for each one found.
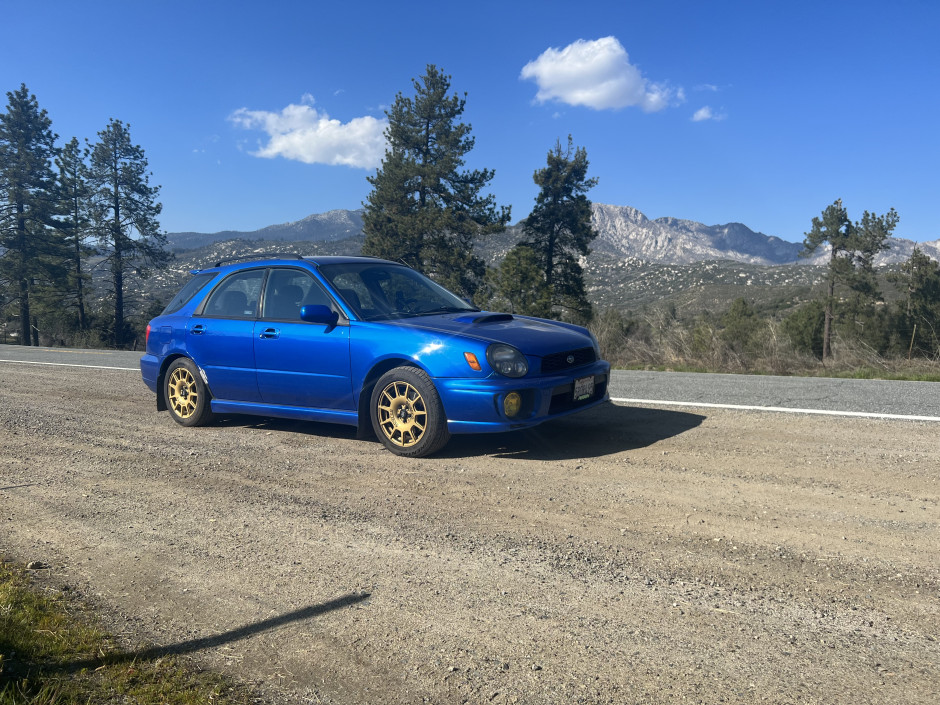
[3,0,938,244]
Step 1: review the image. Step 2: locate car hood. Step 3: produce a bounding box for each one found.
[383,312,593,356]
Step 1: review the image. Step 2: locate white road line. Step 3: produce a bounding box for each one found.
[0,359,138,372]
[612,397,940,422]
[10,347,124,356]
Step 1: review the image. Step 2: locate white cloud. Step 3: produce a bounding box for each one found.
[520,36,680,112]
[692,106,727,122]
[228,98,387,169]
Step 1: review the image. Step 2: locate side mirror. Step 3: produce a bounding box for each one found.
[300,304,339,326]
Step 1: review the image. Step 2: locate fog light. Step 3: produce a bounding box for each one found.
[503,392,522,418]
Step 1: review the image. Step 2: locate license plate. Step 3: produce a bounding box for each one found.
[573,375,594,401]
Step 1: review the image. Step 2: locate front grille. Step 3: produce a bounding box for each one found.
[541,347,596,374]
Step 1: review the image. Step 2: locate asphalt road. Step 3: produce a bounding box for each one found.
[1,343,937,420]
[607,370,940,420]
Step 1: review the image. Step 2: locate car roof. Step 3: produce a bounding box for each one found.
[304,255,397,266]
[196,254,398,275]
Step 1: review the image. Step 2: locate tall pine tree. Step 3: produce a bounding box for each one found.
[55,136,93,332]
[0,84,62,344]
[519,136,598,323]
[801,199,897,359]
[362,65,509,297]
[801,200,852,360]
[87,119,169,348]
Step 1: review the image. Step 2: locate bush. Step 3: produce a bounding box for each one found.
[782,301,825,359]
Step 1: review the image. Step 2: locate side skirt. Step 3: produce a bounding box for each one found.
[209,400,359,427]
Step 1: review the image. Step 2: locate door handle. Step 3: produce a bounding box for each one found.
[190,324,206,335]
[259,328,280,339]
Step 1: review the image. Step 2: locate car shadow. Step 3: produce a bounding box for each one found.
[210,415,358,438]
[205,404,705,462]
[439,403,706,461]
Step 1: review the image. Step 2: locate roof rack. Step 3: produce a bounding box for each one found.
[213,253,305,268]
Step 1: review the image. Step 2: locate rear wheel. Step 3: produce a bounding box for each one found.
[164,358,214,427]
[371,367,449,457]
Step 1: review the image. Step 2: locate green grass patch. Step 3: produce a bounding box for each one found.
[823,367,940,382]
[614,362,940,382]
[0,560,253,705]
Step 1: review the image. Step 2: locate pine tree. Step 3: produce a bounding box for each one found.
[362,65,510,297]
[800,199,897,360]
[890,248,940,356]
[519,136,598,323]
[484,245,552,317]
[801,200,852,360]
[87,119,169,348]
[0,84,62,345]
[55,136,93,331]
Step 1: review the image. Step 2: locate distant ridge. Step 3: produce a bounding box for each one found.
[165,204,940,266]
[166,209,364,251]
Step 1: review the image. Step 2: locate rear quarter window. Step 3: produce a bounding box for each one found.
[161,272,218,315]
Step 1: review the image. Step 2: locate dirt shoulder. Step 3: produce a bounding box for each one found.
[1,363,938,704]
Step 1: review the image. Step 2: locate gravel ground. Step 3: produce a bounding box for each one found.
[1,363,938,704]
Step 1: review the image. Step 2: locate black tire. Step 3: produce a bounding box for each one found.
[370,366,450,457]
[164,358,214,427]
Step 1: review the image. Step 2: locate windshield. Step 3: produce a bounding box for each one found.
[318,262,478,321]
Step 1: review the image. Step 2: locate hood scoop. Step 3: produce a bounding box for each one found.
[454,313,515,325]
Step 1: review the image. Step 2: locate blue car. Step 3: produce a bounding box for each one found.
[140,255,610,457]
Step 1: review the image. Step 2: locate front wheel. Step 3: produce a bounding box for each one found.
[164,358,214,427]
[371,367,450,457]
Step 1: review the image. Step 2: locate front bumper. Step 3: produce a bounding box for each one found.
[437,360,610,434]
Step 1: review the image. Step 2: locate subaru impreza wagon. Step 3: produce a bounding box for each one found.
[140,255,610,457]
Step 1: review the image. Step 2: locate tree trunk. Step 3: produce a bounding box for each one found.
[823,278,834,361]
[74,230,87,330]
[113,239,124,347]
[15,207,31,345]
[18,276,30,346]
[111,179,124,347]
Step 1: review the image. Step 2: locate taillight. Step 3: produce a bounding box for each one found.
[145,324,151,347]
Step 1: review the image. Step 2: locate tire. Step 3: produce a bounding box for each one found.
[164,358,214,427]
[370,366,450,457]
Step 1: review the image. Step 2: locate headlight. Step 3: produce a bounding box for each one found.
[486,344,528,378]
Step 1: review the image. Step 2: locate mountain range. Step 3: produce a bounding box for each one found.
[166,209,365,251]
[166,204,940,267]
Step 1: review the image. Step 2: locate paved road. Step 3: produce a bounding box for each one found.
[2,343,937,420]
[608,369,940,420]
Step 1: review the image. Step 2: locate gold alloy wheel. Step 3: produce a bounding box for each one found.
[376,380,428,448]
[167,366,200,419]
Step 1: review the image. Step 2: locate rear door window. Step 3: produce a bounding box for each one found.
[201,269,265,318]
